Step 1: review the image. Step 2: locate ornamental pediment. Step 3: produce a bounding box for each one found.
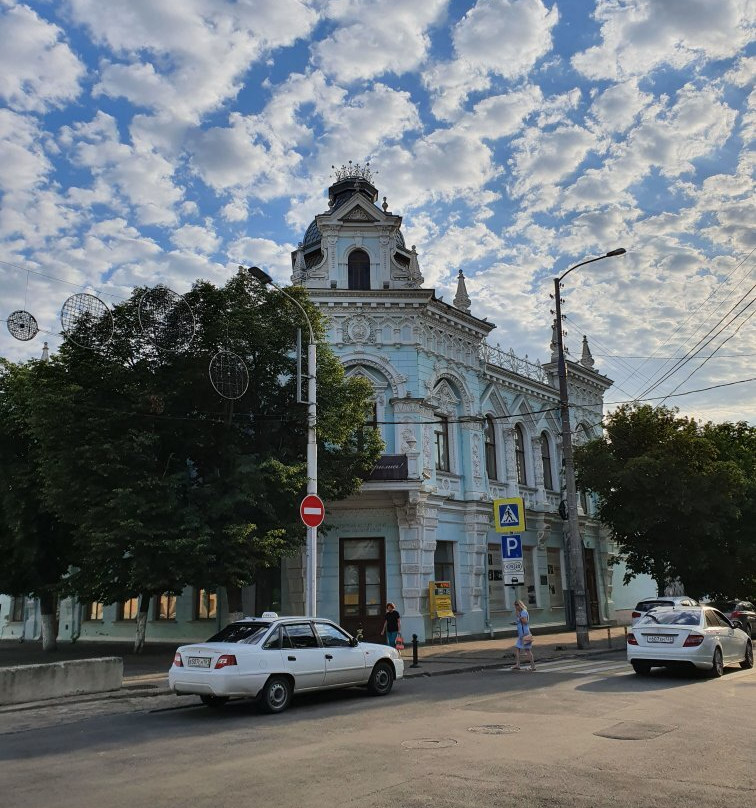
[339,204,379,223]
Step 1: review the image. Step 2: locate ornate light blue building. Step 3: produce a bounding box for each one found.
[279,163,619,643]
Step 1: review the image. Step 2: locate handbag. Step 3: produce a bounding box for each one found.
[522,632,534,644]
[394,633,405,651]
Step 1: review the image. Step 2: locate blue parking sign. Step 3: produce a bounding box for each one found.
[501,534,523,560]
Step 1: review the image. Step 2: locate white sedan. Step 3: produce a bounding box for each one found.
[627,606,753,676]
[168,613,404,713]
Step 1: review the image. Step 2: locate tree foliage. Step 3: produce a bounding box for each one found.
[575,404,755,600]
[1,272,383,647]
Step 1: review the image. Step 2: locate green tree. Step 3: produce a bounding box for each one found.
[0,360,75,650]
[575,404,751,599]
[14,271,382,650]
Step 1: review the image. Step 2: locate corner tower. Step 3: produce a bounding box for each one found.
[291,162,423,290]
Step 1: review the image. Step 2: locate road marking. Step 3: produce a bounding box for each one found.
[498,659,629,676]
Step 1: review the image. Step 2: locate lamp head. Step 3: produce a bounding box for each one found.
[605,248,626,257]
[246,265,273,284]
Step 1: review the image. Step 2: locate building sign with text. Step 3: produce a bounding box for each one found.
[429,581,455,618]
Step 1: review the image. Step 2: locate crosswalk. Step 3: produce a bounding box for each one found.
[498,657,755,679]
[499,658,631,677]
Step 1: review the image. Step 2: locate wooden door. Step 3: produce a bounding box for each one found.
[584,548,601,625]
[339,538,386,643]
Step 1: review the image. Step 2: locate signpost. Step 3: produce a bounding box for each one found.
[300,494,325,529]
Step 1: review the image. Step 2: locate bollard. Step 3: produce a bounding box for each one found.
[410,633,420,668]
[607,626,612,649]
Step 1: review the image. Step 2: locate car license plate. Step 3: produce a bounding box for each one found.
[187,657,211,668]
[646,635,674,644]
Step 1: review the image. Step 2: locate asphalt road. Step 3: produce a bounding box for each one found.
[2,653,754,808]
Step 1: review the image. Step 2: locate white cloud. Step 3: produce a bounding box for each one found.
[171,224,221,254]
[509,124,600,198]
[422,59,492,122]
[60,111,183,226]
[226,236,295,285]
[452,0,558,78]
[0,110,52,194]
[73,0,320,119]
[0,2,85,112]
[573,0,753,81]
[588,80,654,134]
[312,0,447,82]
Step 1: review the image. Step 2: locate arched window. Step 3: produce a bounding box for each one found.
[484,416,497,480]
[540,432,553,490]
[348,249,370,290]
[514,424,527,485]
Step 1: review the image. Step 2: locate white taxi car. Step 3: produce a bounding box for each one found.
[627,606,753,677]
[168,613,404,713]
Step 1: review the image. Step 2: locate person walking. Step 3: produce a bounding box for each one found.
[381,602,401,648]
[511,599,535,671]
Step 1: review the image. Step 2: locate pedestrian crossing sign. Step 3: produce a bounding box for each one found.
[493,497,526,533]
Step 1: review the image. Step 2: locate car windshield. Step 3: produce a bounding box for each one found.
[638,610,700,627]
[637,600,672,611]
[205,621,272,644]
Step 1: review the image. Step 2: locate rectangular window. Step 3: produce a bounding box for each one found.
[524,547,537,607]
[85,602,103,621]
[540,434,554,490]
[195,589,217,620]
[547,548,564,607]
[11,597,25,622]
[119,597,139,621]
[156,594,176,621]
[434,541,456,612]
[434,415,450,471]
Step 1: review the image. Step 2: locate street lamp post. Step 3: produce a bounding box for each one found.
[247,266,318,617]
[553,248,625,649]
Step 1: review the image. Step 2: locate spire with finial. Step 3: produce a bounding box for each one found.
[580,335,595,368]
[453,269,471,313]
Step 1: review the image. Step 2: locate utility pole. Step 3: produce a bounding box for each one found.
[246,266,318,617]
[553,249,625,649]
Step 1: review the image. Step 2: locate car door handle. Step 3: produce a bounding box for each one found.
[288,655,296,661]
[325,654,333,660]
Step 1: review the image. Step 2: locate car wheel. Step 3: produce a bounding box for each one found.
[200,695,229,709]
[631,661,651,675]
[741,641,753,670]
[367,661,394,696]
[259,675,292,714]
[710,647,724,678]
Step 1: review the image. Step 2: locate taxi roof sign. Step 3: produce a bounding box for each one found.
[493,497,526,533]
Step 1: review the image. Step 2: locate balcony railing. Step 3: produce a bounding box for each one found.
[480,342,550,385]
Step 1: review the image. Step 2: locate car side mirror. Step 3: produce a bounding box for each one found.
[349,637,359,647]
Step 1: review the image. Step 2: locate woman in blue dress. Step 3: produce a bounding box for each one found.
[512,599,535,671]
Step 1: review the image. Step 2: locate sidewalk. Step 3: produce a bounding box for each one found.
[0,625,627,713]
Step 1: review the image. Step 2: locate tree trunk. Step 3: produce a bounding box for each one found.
[133,593,150,653]
[39,591,58,652]
[226,585,244,624]
[653,559,666,597]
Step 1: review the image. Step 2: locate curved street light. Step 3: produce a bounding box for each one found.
[553,248,626,649]
[247,266,318,617]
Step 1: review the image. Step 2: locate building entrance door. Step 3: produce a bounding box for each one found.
[584,548,601,625]
[339,538,385,644]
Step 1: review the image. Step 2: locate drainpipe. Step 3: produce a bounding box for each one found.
[483,543,494,638]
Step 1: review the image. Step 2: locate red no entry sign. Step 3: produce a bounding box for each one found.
[300,494,325,528]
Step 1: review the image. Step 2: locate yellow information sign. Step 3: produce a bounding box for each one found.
[429,580,455,618]
[493,497,526,533]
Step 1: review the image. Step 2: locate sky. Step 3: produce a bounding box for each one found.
[0,0,754,424]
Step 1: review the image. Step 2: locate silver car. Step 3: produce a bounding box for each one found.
[168,614,404,713]
[627,606,753,677]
